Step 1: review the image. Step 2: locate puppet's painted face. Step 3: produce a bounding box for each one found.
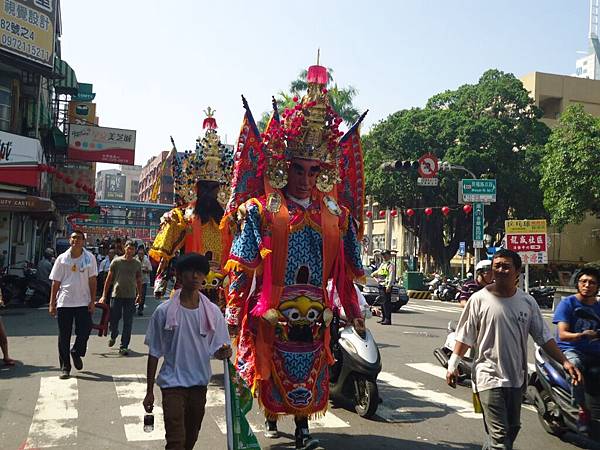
[279,294,324,326]
[201,271,224,290]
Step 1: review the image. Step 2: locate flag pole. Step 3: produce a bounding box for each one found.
[223,359,234,450]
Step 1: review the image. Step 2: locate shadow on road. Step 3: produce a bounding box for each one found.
[261,433,481,449]
[0,360,55,379]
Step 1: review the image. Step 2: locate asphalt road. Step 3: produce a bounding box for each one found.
[0,296,597,450]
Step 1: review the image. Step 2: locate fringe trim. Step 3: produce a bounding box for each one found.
[259,247,272,259]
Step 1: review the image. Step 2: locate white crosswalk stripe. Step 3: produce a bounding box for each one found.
[24,376,78,449]
[403,303,463,314]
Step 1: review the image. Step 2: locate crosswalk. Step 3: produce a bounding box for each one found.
[404,298,556,319]
[16,360,541,448]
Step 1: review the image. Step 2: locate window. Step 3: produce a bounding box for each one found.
[0,77,12,132]
[130,180,139,194]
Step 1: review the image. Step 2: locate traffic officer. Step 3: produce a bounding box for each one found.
[372,250,395,325]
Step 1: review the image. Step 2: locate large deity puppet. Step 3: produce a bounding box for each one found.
[149,108,233,304]
[221,62,368,449]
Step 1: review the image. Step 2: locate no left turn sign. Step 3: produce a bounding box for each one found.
[418,153,439,178]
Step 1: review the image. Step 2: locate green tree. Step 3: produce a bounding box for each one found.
[364,70,550,272]
[258,69,360,132]
[540,104,600,230]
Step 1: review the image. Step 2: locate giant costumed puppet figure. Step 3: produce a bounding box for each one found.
[221,62,368,450]
[149,108,233,306]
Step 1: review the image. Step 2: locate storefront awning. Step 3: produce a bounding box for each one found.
[0,192,55,213]
[53,57,79,96]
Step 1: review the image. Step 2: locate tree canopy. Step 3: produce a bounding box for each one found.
[364,69,550,271]
[540,104,600,231]
[258,68,360,131]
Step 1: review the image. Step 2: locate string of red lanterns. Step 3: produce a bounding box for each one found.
[37,164,97,207]
[366,205,474,219]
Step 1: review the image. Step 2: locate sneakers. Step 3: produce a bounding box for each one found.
[264,420,279,439]
[70,351,83,370]
[119,348,129,356]
[59,370,70,380]
[108,338,116,347]
[295,427,323,450]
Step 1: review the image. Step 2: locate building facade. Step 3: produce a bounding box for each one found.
[96,165,142,202]
[138,151,178,205]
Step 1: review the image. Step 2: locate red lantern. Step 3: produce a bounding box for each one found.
[75,181,82,189]
[64,176,73,184]
[365,211,373,219]
[378,210,386,219]
[55,172,64,179]
[463,204,473,214]
[441,206,450,216]
[47,166,56,174]
[390,209,398,217]
[38,164,47,172]
[406,208,415,217]
[81,185,89,192]
[424,207,433,216]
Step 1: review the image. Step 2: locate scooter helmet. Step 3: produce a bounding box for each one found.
[475,260,492,274]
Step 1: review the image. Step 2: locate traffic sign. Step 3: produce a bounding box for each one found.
[418,153,439,178]
[473,202,484,247]
[458,241,466,256]
[462,179,496,203]
[417,177,439,186]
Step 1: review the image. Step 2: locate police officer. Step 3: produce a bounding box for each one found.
[372,250,395,325]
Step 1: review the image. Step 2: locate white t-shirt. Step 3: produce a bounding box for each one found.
[455,287,553,392]
[144,300,230,388]
[49,248,98,308]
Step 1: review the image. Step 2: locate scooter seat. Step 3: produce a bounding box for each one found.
[539,348,567,377]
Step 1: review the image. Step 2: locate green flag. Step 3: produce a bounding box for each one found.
[224,360,261,450]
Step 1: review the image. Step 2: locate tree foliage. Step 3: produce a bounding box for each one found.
[258,68,360,132]
[540,104,600,230]
[364,70,550,271]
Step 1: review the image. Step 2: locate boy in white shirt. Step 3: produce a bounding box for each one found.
[143,253,231,450]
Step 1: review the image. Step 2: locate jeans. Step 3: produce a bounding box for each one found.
[479,386,523,450]
[110,298,135,349]
[57,306,92,372]
[564,349,600,407]
[161,386,207,450]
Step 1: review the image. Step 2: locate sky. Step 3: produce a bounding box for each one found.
[59,0,590,172]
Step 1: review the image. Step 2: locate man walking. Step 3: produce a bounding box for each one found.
[100,240,142,355]
[446,249,581,449]
[49,230,98,379]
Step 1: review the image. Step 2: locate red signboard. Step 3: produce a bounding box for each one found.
[507,233,546,253]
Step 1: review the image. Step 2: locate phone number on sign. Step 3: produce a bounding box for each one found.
[1,33,49,62]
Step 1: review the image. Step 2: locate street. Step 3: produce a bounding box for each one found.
[0,296,596,450]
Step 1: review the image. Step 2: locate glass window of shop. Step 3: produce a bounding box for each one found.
[0,75,12,132]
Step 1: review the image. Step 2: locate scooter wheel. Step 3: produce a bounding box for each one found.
[354,377,379,418]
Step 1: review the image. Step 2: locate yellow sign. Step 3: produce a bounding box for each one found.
[68,101,96,125]
[505,219,547,234]
[0,0,57,68]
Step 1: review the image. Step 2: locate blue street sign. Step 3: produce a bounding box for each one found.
[458,241,466,256]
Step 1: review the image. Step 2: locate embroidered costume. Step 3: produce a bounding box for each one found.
[149,108,233,305]
[222,62,368,421]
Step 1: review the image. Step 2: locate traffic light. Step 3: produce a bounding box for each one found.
[380,160,420,171]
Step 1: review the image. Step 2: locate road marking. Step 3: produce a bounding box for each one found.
[113,374,165,442]
[405,363,537,413]
[378,371,480,419]
[24,376,78,449]
[403,304,462,314]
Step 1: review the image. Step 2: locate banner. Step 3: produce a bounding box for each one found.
[0,0,57,68]
[105,173,126,200]
[224,359,261,450]
[68,124,136,165]
[51,161,95,199]
[68,101,96,125]
[505,219,548,264]
[0,130,42,165]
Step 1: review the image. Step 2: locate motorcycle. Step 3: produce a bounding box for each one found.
[329,310,382,418]
[0,264,34,306]
[25,275,51,308]
[529,285,556,309]
[526,307,600,441]
[433,320,473,383]
[439,277,461,302]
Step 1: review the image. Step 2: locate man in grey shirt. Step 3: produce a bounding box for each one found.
[446,249,581,450]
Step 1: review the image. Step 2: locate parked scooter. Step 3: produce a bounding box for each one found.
[433,320,473,382]
[529,285,556,309]
[439,278,461,302]
[0,264,34,306]
[527,307,600,441]
[25,277,50,308]
[329,310,382,418]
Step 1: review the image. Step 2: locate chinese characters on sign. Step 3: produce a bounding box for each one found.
[473,203,484,248]
[0,0,56,67]
[68,124,136,165]
[505,219,548,264]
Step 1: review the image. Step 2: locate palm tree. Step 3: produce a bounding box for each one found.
[258,69,360,131]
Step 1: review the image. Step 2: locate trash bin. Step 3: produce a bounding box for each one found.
[407,256,417,272]
[403,271,424,291]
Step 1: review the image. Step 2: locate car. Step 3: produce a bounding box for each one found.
[355,269,409,312]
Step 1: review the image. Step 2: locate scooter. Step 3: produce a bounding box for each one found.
[433,320,473,382]
[529,285,556,309]
[329,310,382,418]
[526,307,600,441]
[25,278,50,308]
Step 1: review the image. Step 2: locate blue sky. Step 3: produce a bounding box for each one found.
[60,0,588,171]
